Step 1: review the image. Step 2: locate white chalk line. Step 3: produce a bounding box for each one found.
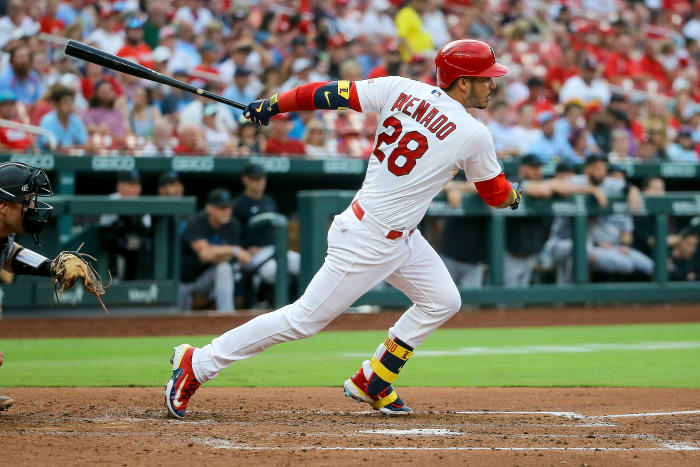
[195,437,699,452]
[343,341,700,357]
[455,409,700,420]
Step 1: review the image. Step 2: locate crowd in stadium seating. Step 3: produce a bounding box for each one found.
[0,0,698,162]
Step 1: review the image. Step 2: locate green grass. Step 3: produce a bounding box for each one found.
[0,323,698,388]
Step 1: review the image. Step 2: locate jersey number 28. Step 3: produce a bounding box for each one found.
[372,117,429,176]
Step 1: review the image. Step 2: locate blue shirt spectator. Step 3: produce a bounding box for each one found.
[526,112,558,162]
[0,45,43,105]
[38,87,88,150]
[223,68,256,122]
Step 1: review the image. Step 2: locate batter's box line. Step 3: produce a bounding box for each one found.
[453,410,700,420]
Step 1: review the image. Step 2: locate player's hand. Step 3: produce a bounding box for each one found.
[236,248,253,266]
[509,181,523,210]
[243,93,280,126]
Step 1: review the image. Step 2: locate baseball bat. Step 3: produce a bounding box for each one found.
[64,40,247,110]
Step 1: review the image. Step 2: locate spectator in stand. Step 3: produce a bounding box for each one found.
[237,121,262,156]
[520,76,555,115]
[604,34,635,85]
[56,0,94,31]
[191,41,220,86]
[224,68,256,122]
[80,61,124,102]
[142,119,177,157]
[510,103,542,154]
[174,0,214,35]
[232,163,301,303]
[0,42,43,106]
[546,47,579,96]
[486,99,520,158]
[667,127,699,163]
[567,126,592,163]
[645,125,670,161]
[174,122,206,155]
[40,0,65,35]
[361,0,396,39]
[0,90,33,152]
[85,8,123,55]
[130,87,160,139]
[0,0,39,49]
[172,20,200,72]
[396,0,433,60]
[202,103,237,156]
[304,119,338,159]
[38,86,88,152]
[117,17,154,69]
[144,1,169,50]
[151,45,172,77]
[84,80,130,148]
[635,42,672,93]
[608,128,635,162]
[264,114,305,156]
[559,57,611,108]
[526,111,558,162]
[179,188,251,313]
[368,40,404,79]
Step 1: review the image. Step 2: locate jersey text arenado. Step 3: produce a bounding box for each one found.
[390,93,457,141]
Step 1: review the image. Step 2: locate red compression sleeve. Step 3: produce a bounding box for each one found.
[474,173,512,206]
[277,81,362,112]
[278,82,328,112]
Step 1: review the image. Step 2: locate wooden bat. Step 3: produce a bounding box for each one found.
[64,40,247,110]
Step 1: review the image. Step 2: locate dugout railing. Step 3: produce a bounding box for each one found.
[299,190,700,306]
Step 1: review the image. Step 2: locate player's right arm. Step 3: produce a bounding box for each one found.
[243,77,403,125]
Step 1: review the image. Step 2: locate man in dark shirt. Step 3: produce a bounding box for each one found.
[232,163,300,295]
[179,188,251,313]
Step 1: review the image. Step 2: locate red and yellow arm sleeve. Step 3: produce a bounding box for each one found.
[277,80,362,113]
[474,173,513,207]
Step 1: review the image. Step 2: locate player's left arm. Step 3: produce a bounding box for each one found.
[244,81,362,125]
[4,242,51,276]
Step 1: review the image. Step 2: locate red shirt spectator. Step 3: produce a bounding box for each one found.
[264,115,306,156]
[116,17,154,69]
[0,90,32,150]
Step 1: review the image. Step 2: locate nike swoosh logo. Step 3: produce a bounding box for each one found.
[324,91,331,107]
[255,101,264,112]
[172,375,186,408]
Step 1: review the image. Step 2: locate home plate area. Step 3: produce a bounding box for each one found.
[1,387,698,466]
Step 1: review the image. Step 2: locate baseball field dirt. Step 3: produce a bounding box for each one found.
[1,303,699,466]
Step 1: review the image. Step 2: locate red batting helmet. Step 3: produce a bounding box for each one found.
[435,39,508,89]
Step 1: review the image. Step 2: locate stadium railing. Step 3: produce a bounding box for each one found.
[299,190,700,306]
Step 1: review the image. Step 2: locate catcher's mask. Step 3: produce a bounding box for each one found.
[0,162,54,246]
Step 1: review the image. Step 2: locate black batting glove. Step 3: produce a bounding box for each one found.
[243,93,281,126]
[510,181,523,210]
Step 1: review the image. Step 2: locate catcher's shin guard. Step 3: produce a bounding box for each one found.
[343,335,414,415]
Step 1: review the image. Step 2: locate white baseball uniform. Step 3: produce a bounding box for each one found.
[191,76,503,383]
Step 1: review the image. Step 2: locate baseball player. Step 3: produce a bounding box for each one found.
[165,40,522,418]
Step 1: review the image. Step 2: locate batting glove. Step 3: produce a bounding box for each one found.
[243,93,281,126]
[510,181,523,210]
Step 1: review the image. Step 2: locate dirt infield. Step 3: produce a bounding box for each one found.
[1,302,699,338]
[1,387,698,466]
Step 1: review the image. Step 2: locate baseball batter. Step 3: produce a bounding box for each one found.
[165,40,522,418]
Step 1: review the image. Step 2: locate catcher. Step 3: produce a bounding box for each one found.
[0,162,109,410]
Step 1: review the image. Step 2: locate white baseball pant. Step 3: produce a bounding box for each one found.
[191,204,462,383]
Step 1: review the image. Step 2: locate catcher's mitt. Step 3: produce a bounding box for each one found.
[50,243,111,313]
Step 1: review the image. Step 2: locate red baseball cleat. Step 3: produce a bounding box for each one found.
[164,344,201,419]
[343,367,413,415]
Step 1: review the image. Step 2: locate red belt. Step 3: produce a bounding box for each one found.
[351,200,415,240]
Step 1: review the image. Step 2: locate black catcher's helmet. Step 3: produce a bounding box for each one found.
[0,162,53,245]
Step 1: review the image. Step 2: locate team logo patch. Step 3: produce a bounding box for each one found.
[21,184,29,192]
[431,89,442,97]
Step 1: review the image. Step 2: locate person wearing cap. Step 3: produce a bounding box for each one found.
[202,103,237,156]
[280,58,315,93]
[157,171,184,197]
[223,67,256,122]
[99,170,153,281]
[0,42,43,105]
[525,111,558,162]
[85,7,124,55]
[38,86,89,152]
[559,57,611,107]
[544,154,650,283]
[231,163,300,304]
[667,127,700,162]
[192,41,221,82]
[117,16,155,69]
[179,188,251,313]
[0,90,34,152]
[553,161,575,180]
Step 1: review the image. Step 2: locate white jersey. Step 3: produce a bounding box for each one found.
[354,76,502,230]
